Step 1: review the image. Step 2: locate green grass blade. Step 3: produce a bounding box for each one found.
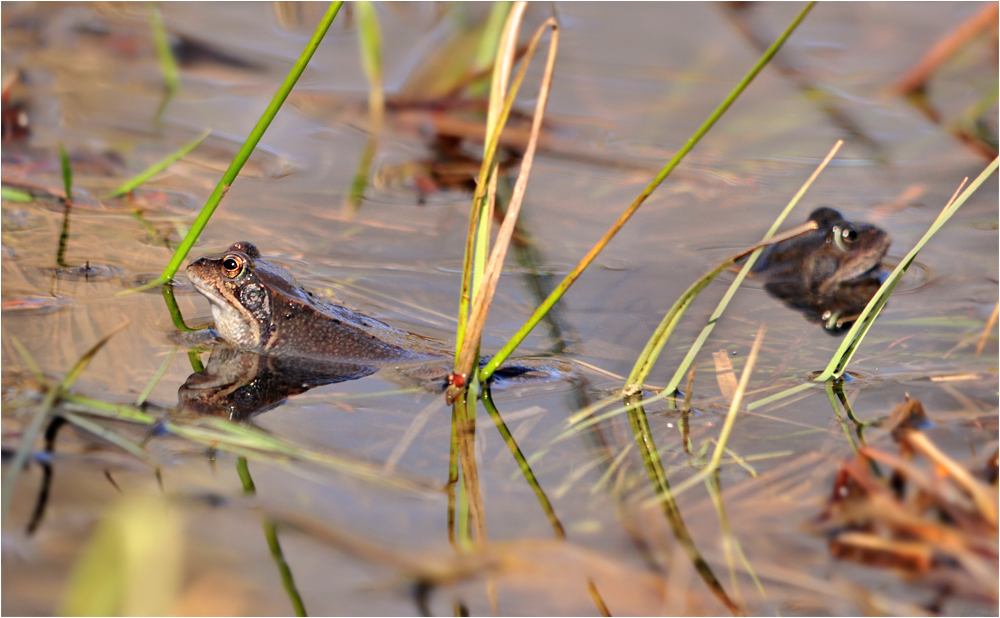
[1,322,129,527]
[468,2,513,98]
[662,140,843,394]
[59,143,73,202]
[136,347,179,406]
[58,411,157,464]
[237,458,307,616]
[1,186,33,201]
[103,128,210,199]
[355,1,383,130]
[148,2,180,94]
[161,284,200,332]
[625,224,815,392]
[154,2,343,285]
[479,1,816,383]
[481,385,565,539]
[61,393,159,425]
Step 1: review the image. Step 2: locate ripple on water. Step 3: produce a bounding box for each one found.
[50,262,122,282]
[435,258,572,277]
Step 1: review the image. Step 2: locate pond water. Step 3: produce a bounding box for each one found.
[2,2,997,616]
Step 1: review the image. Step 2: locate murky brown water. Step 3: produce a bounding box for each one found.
[3,3,997,616]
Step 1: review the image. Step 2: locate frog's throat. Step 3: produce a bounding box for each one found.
[191,280,264,349]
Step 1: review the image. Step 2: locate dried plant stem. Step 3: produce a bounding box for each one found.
[452,16,559,392]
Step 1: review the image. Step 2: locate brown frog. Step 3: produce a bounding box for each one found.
[185,242,572,394]
[186,241,442,362]
[751,207,891,334]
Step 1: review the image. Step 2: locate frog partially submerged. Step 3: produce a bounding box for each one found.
[186,241,442,362]
[751,207,891,334]
[184,242,571,410]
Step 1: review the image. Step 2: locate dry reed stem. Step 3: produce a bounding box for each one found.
[450,15,560,397]
[974,300,998,357]
[891,3,999,96]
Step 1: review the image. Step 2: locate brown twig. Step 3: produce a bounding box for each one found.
[891,3,999,96]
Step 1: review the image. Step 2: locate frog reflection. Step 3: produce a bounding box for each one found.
[178,344,378,420]
[178,343,571,420]
[751,207,890,335]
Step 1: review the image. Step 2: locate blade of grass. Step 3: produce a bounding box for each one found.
[481,384,565,539]
[454,1,526,356]
[662,140,843,394]
[236,458,307,616]
[478,1,816,383]
[975,301,998,356]
[162,283,201,332]
[1,186,33,201]
[345,2,383,214]
[467,2,514,98]
[136,347,178,406]
[1,321,129,527]
[148,2,180,94]
[133,2,343,291]
[59,144,73,202]
[648,324,766,504]
[624,223,815,393]
[451,16,559,394]
[103,129,210,199]
[622,395,740,614]
[356,1,384,132]
[58,411,157,464]
[56,145,73,268]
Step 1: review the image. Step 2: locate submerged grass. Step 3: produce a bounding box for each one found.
[481,385,565,539]
[103,129,210,199]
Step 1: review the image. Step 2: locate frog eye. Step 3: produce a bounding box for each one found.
[832,225,859,252]
[221,254,246,278]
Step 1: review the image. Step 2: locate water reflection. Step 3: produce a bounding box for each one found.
[178,344,378,420]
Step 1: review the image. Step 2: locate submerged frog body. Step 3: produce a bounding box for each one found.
[751,208,891,334]
[186,241,441,362]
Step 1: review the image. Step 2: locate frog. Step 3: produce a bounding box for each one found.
[186,241,443,363]
[184,242,573,408]
[750,207,891,334]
